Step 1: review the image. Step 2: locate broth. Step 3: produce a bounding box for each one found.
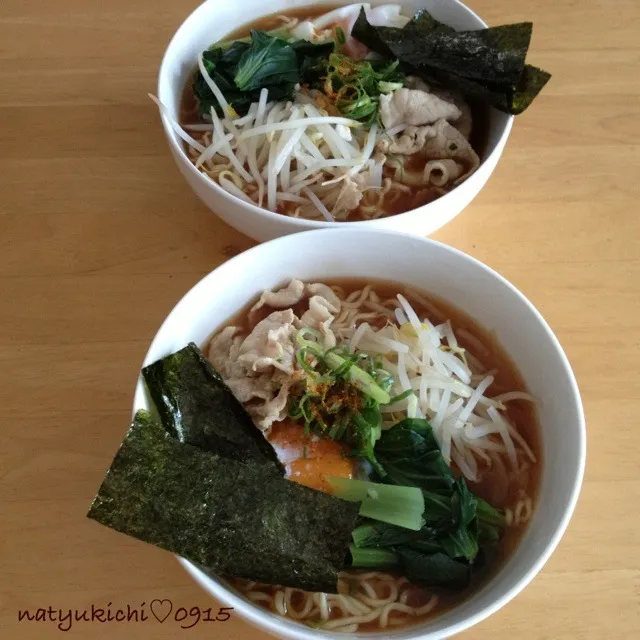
[179,5,489,222]
[207,279,541,632]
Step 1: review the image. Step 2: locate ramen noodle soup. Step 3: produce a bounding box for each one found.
[173,4,490,222]
[152,4,549,222]
[204,279,541,632]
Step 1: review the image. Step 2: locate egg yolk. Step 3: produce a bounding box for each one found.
[267,420,354,493]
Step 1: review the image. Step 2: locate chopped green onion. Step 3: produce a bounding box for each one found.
[323,351,391,404]
[296,327,324,355]
[295,328,391,404]
[296,347,318,375]
[388,389,414,404]
[378,80,403,93]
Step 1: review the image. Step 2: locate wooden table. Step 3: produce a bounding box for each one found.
[1,0,638,638]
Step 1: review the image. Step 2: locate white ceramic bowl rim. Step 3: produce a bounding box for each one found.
[133,227,586,640]
[156,0,514,229]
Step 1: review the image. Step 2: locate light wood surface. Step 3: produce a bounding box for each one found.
[1,0,639,638]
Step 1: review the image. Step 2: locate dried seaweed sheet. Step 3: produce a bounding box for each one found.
[352,8,550,115]
[87,411,359,592]
[399,12,532,87]
[142,343,282,470]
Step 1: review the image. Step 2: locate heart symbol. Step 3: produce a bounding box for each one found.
[150,599,173,623]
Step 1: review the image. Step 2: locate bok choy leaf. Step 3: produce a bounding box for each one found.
[234,30,299,91]
[327,477,424,531]
[347,418,505,589]
[193,31,335,118]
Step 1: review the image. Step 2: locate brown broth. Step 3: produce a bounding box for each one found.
[178,5,490,222]
[225,4,339,39]
[210,278,542,632]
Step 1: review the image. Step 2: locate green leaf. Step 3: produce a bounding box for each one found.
[234,30,299,92]
[406,538,444,554]
[374,419,455,492]
[476,496,505,544]
[193,32,335,117]
[290,38,335,63]
[349,544,399,569]
[370,418,505,575]
[220,41,251,67]
[439,524,479,562]
[327,477,425,531]
[452,477,478,527]
[477,496,505,528]
[348,532,472,588]
[393,548,471,589]
[348,425,504,585]
[193,49,252,117]
[352,521,429,548]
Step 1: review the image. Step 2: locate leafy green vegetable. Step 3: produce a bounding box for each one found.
[347,418,505,589]
[349,545,399,569]
[327,476,425,531]
[394,548,471,589]
[440,523,479,562]
[193,31,335,118]
[477,497,505,528]
[290,39,335,63]
[194,47,252,118]
[234,30,299,91]
[142,342,283,470]
[88,410,360,593]
[349,529,472,589]
[218,41,251,66]
[376,420,504,539]
[216,26,294,48]
[374,418,455,492]
[352,521,427,548]
[351,7,550,115]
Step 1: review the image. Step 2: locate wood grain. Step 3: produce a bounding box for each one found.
[1,0,638,638]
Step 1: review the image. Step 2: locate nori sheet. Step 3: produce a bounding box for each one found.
[87,411,360,592]
[142,342,283,471]
[351,8,551,115]
[398,12,532,87]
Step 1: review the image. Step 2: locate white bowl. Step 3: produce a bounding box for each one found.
[156,0,513,242]
[133,228,585,640]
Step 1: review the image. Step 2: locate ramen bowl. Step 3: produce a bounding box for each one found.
[133,228,585,639]
[156,0,513,242]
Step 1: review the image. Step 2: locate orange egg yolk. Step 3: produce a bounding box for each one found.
[267,420,354,493]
